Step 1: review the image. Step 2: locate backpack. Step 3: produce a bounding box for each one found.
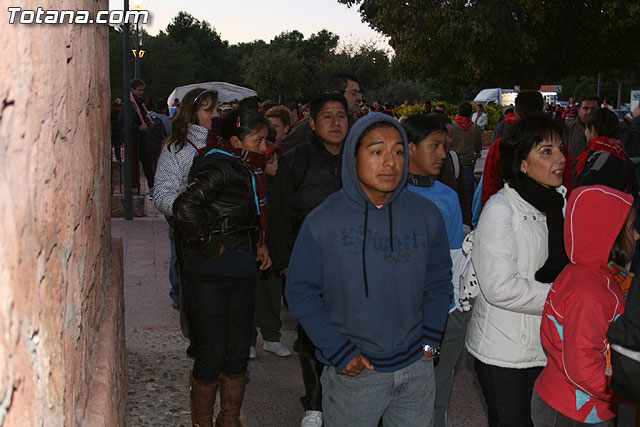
[606,268,640,402]
[459,231,479,311]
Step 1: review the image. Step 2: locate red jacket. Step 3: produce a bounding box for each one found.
[535,185,631,423]
[481,137,573,207]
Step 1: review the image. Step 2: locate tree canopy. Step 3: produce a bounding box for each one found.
[109,12,391,103]
[340,0,640,88]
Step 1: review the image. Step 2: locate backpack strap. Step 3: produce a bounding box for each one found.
[450,150,460,179]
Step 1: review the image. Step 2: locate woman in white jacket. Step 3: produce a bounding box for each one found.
[466,112,568,427]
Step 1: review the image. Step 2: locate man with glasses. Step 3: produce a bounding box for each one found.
[278,73,362,152]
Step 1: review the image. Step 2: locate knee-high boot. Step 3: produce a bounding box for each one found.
[215,371,248,427]
[190,372,218,427]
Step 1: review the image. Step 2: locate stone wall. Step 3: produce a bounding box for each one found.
[0,1,125,425]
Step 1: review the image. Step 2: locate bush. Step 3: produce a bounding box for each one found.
[393,101,504,130]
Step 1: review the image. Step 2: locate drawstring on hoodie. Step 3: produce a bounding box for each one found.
[361,202,395,299]
[362,204,369,297]
[389,202,394,252]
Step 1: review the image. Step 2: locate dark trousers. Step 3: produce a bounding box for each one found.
[295,324,323,411]
[474,358,543,427]
[531,390,611,427]
[251,270,283,345]
[138,142,155,189]
[187,276,255,383]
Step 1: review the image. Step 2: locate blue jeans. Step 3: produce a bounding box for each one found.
[321,357,435,427]
[169,240,180,303]
[462,164,476,210]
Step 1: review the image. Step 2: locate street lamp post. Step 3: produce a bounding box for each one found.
[135,23,140,79]
[131,0,147,79]
[122,0,133,219]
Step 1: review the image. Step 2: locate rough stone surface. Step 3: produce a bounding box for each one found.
[0,2,125,425]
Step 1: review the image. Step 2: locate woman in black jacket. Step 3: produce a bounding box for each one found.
[173,108,272,427]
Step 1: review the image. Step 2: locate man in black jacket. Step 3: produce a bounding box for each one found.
[268,92,349,427]
[278,73,361,152]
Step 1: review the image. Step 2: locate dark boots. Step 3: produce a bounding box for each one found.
[215,371,248,427]
[190,372,218,427]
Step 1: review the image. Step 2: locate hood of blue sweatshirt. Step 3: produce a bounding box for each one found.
[341,113,410,208]
[285,113,453,373]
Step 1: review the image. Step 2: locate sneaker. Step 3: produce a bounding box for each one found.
[263,341,292,357]
[249,346,256,359]
[301,410,322,427]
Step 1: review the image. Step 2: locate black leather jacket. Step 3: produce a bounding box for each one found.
[173,151,259,261]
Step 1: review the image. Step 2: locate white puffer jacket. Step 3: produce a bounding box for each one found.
[465,184,566,368]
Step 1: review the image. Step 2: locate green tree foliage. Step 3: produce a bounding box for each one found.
[339,0,640,89]
[241,30,390,101]
[109,12,393,103]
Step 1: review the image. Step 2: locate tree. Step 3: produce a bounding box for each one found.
[164,12,230,83]
[339,0,640,89]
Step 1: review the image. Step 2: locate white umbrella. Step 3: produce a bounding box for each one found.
[167,82,258,110]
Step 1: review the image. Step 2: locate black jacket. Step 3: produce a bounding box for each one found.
[268,133,342,271]
[173,151,259,263]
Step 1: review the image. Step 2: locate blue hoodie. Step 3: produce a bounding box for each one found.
[285,113,452,373]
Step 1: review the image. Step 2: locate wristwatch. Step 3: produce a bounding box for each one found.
[423,344,440,357]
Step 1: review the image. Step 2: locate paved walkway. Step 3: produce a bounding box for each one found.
[113,199,505,426]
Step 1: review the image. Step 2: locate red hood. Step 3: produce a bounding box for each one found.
[564,186,632,267]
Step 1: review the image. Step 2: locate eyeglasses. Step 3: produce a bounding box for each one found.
[343,89,362,96]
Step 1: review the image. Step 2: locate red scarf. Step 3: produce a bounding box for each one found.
[454,115,474,130]
[504,112,517,124]
[203,132,269,246]
[575,136,626,179]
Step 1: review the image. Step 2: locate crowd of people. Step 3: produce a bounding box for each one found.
[115,74,640,427]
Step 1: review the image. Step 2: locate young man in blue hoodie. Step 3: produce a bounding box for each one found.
[286,113,452,426]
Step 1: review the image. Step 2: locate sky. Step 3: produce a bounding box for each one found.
[109,0,391,52]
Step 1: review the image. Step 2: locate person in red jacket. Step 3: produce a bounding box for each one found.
[532,185,639,426]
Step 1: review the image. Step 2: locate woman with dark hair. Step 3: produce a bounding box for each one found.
[173,108,272,427]
[532,186,638,426]
[153,87,218,309]
[466,112,569,426]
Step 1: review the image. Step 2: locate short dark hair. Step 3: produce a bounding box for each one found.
[457,102,472,117]
[309,93,348,121]
[130,78,145,89]
[326,73,359,93]
[354,120,398,155]
[515,90,544,117]
[220,108,270,142]
[427,112,452,125]
[238,96,260,110]
[402,114,448,146]
[579,94,599,106]
[281,99,298,112]
[583,108,620,139]
[500,112,564,186]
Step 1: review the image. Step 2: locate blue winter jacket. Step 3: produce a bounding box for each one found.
[285,113,452,373]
